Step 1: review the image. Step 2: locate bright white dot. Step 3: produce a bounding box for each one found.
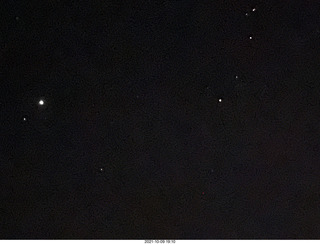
[38,100,45,105]
[252,8,256,12]
[23,117,27,121]
[218,98,222,103]
[249,36,253,40]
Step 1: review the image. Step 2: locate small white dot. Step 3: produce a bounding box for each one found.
[38,100,45,105]
[218,98,222,103]
[249,36,253,40]
[23,117,27,121]
[235,75,239,79]
[245,13,249,16]
[252,8,256,12]
[100,168,104,172]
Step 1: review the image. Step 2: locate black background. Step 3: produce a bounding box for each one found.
[1,0,320,239]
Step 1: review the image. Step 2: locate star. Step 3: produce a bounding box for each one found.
[218,98,222,103]
[249,36,253,40]
[252,8,256,12]
[38,99,45,106]
[23,117,27,121]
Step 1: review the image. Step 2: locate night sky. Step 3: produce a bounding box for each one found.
[1,0,320,239]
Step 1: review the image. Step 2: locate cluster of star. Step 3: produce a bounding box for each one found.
[22,98,45,122]
[245,7,257,18]
[212,6,258,104]
[206,7,258,105]
[245,7,258,40]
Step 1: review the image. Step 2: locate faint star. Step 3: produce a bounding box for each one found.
[23,117,27,121]
[38,99,45,106]
[252,8,256,12]
[245,13,249,16]
[249,36,253,40]
[218,98,222,103]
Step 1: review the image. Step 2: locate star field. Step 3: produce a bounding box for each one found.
[1,0,320,239]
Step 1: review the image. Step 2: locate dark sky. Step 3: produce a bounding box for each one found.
[1,0,320,239]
